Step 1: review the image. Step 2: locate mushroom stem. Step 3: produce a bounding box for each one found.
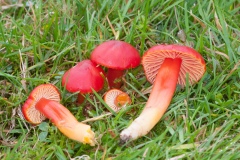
[120,58,182,143]
[35,98,95,146]
[77,93,85,104]
[107,68,125,89]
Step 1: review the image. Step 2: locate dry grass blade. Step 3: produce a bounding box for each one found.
[204,47,230,61]
[1,3,23,10]
[82,112,112,123]
[19,50,28,92]
[226,60,240,79]
[106,15,119,40]
[190,10,206,28]
[214,12,222,31]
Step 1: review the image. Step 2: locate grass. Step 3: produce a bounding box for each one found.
[0,0,239,159]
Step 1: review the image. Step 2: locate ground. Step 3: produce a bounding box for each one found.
[0,0,240,159]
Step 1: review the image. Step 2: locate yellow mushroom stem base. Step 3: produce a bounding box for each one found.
[56,120,95,146]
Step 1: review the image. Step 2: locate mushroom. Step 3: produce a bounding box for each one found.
[104,89,131,112]
[22,84,61,125]
[62,59,105,104]
[120,44,206,143]
[90,40,141,89]
[21,84,95,146]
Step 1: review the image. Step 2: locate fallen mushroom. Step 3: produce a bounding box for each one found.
[104,89,131,112]
[21,84,95,146]
[120,44,206,143]
[36,98,95,146]
[91,40,141,89]
[62,59,105,104]
[22,84,61,125]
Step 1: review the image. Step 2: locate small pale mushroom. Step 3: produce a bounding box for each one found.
[104,89,131,112]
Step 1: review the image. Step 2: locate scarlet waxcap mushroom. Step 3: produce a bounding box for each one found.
[62,59,105,103]
[22,84,61,125]
[22,84,96,145]
[142,44,206,86]
[120,44,206,143]
[104,89,131,112]
[90,40,141,88]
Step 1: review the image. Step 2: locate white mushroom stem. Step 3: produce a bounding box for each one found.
[120,58,182,142]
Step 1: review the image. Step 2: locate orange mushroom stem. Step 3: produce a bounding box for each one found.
[120,58,181,142]
[36,98,95,146]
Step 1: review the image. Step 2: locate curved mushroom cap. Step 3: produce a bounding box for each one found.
[62,60,105,93]
[22,84,61,124]
[104,89,131,112]
[91,40,141,70]
[142,44,206,86]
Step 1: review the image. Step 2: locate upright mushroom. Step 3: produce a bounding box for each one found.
[91,40,141,89]
[22,84,95,146]
[62,60,105,104]
[120,44,206,143]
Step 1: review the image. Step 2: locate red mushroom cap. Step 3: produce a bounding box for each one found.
[90,40,141,70]
[62,60,105,93]
[142,44,206,86]
[22,84,61,124]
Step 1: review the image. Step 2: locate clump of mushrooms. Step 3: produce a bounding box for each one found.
[22,84,95,146]
[120,44,206,143]
[91,40,141,89]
